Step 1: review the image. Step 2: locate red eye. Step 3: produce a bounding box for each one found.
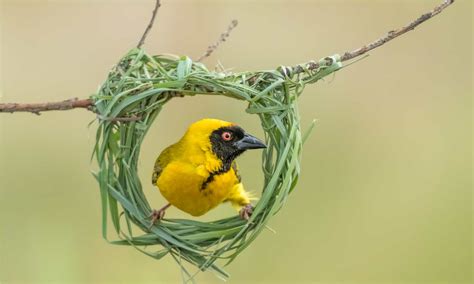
[221,131,233,141]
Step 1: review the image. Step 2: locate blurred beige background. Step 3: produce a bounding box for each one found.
[0,0,472,283]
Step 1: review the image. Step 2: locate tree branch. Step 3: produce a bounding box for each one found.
[137,0,161,49]
[339,0,455,62]
[291,0,455,74]
[0,0,455,115]
[0,98,93,115]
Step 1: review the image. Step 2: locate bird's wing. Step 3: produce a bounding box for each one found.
[152,144,178,185]
[151,163,162,185]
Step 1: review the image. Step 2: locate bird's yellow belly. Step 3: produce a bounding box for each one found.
[157,162,237,216]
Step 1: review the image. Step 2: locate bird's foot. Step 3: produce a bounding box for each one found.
[147,203,171,229]
[239,204,254,220]
[149,209,166,225]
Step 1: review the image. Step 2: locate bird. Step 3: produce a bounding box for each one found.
[149,118,266,226]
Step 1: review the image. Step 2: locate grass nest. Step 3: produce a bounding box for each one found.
[92,48,341,280]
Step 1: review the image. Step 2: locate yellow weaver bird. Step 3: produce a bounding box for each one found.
[150,118,266,225]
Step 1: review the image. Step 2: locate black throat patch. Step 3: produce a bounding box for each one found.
[200,126,245,190]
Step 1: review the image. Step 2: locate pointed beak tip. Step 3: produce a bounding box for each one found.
[235,133,266,150]
[256,140,267,149]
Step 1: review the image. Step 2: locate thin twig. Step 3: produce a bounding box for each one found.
[0,0,455,114]
[137,0,161,49]
[340,0,455,62]
[0,98,93,115]
[291,0,455,74]
[196,20,238,62]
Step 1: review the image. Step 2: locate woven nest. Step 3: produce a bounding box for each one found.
[92,48,341,279]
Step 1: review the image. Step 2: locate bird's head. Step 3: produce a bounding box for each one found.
[185,118,266,166]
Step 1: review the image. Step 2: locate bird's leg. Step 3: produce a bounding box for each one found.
[239,204,254,220]
[148,203,171,228]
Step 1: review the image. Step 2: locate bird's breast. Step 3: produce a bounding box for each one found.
[156,161,238,216]
[202,170,237,198]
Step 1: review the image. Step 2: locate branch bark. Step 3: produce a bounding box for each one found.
[137,0,161,49]
[0,98,93,115]
[291,0,455,74]
[339,0,454,62]
[0,0,455,115]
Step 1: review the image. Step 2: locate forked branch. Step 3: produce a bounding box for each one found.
[0,0,455,114]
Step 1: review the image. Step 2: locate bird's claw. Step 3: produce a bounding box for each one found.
[147,203,171,229]
[147,209,166,229]
[239,204,254,220]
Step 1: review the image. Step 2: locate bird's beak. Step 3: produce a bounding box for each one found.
[234,133,267,150]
